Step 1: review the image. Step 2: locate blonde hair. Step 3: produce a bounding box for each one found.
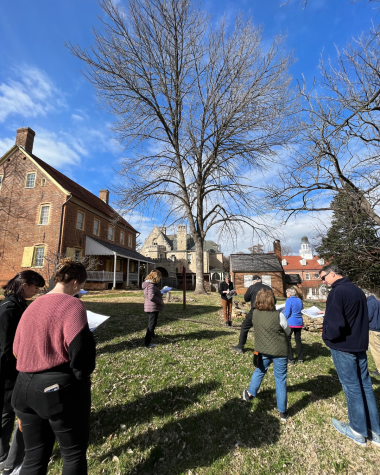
[145,269,162,284]
[255,288,275,311]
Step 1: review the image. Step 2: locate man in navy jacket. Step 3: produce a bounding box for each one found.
[320,264,380,447]
[366,292,380,378]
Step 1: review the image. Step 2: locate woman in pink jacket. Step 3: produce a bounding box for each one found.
[142,270,164,348]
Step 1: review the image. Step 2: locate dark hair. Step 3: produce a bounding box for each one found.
[2,271,45,304]
[255,288,275,311]
[319,264,344,276]
[54,258,87,285]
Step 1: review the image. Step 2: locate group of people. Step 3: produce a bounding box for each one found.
[1,261,380,475]
[221,265,380,446]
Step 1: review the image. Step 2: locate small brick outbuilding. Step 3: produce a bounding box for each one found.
[230,251,286,297]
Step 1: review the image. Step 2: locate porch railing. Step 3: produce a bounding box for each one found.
[87,271,124,282]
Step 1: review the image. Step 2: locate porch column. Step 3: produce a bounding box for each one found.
[137,260,140,288]
[127,258,130,287]
[112,252,117,290]
[191,274,194,289]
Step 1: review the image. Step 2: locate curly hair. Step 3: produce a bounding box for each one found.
[144,269,162,284]
[54,258,87,285]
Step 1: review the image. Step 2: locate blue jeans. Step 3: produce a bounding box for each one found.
[330,348,380,436]
[248,354,288,413]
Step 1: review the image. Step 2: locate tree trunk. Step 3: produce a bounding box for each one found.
[193,236,207,294]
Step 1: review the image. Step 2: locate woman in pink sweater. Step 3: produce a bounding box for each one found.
[142,270,164,348]
[12,259,95,475]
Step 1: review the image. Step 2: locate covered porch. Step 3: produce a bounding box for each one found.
[85,236,155,290]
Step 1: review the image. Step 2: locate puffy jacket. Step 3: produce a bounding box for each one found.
[284,296,303,327]
[142,281,164,312]
[323,277,368,352]
[367,295,380,332]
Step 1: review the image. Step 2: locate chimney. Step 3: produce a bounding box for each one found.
[159,226,167,235]
[99,189,109,204]
[273,240,282,263]
[177,225,187,250]
[16,127,36,153]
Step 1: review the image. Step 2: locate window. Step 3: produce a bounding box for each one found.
[128,235,132,247]
[41,178,46,187]
[34,247,45,267]
[93,219,100,236]
[74,249,82,261]
[187,254,192,263]
[39,205,50,225]
[314,273,320,279]
[25,172,36,188]
[171,255,176,261]
[305,273,310,280]
[312,288,318,295]
[159,254,163,258]
[262,275,272,287]
[76,211,85,230]
[281,259,287,266]
[120,232,124,245]
[108,226,114,241]
[0,175,3,190]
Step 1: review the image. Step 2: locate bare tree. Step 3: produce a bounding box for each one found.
[248,244,265,254]
[265,25,380,228]
[67,0,297,293]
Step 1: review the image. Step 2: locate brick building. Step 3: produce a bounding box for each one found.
[281,236,328,300]
[230,241,286,297]
[0,127,154,289]
[141,225,224,289]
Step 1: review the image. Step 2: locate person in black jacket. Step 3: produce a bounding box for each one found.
[231,275,276,354]
[0,271,45,473]
[365,292,380,378]
[320,264,380,447]
[219,275,235,327]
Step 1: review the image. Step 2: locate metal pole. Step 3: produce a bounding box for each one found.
[183,266,186,310]
[127,258,130,287]
[137,260,140,288]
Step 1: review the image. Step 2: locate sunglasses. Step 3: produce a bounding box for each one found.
[320,272,330,281]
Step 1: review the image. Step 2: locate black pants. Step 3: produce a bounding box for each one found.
[237,310,253,349]
[1,384,16,461]
[145,312,159,347]
[12,371,91,475]
[288,328,304,361]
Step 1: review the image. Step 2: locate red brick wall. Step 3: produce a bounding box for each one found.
[0,149,66,284]
[231,271,285,297]
[61,201,136,256]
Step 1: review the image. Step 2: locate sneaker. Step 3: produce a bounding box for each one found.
[331,418,366,446]
[242,389,253,401]
[288,360,295,365]
[146,343,157,349]
[0,453,9,471]
[368,430,380,447]
[225,322,229,327]
[370,370,380,378]
[280,411,288,422]
[231,346,244,354]
[298,360,304,363]
[228,321,232,327]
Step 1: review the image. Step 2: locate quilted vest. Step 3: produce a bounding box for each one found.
[252,309,288,357]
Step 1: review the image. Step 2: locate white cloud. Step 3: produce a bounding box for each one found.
[0,137,14,155]
[0,65,66,123]
[71,114,84,122]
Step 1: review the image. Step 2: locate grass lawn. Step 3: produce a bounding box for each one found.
[44,291,380,474]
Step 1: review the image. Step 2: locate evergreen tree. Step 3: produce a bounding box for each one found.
[316,190,380,290]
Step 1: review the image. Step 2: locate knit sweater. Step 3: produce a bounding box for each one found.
[252,309,290,356]
[13,293,95,380]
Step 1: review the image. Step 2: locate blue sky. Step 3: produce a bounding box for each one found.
[0,0,376,254]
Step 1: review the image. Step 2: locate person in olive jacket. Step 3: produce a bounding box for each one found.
[0,271,45,473]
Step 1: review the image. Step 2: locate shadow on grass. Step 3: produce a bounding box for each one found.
[97,329,230,354]
[94,383,281,475]
[295,341,331,363]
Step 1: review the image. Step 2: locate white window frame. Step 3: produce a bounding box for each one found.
[262,275,272,287]
[25,172,36,188]
[108,226,114,241]
[34,246,45,267]
[305,273,310,280]
[41,178,46,187]
[76,211,85,230]
[93,218,100,236]
[39,204,50,225]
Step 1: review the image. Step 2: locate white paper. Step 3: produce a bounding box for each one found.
[226,290,237,300]
[276,303,286,313]
[161,286,172,295]
[301,306,325,318]
[87,310,110,332]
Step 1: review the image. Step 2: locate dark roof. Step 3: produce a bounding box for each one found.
[30,153,137,232]
[89,236,155,263]
[230,254,284,272]
[285,274,302,284]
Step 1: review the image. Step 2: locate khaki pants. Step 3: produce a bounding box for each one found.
[369,331,380,371]
[221,299,232,322]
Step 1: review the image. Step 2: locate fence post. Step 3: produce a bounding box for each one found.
[182,266,186,310]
